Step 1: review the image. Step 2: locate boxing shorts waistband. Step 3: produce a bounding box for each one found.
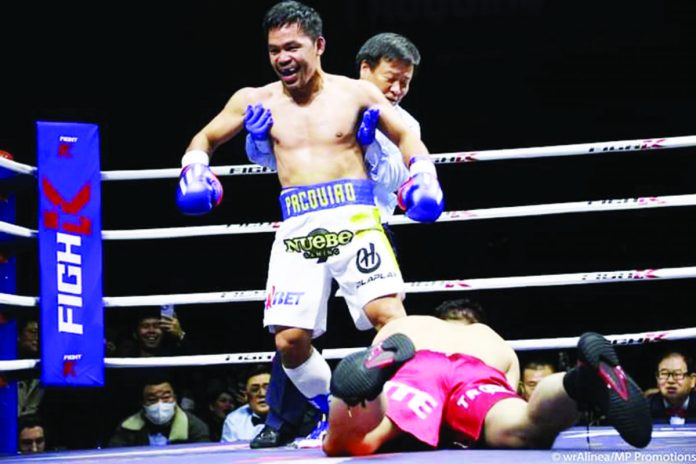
[279,179,374,220]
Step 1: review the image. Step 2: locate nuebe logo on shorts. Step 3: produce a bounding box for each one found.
[279,179,375,220]
[456,384,512,409]
[385,380,438,420]
[285,228,354,262]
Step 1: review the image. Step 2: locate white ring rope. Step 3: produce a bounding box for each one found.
[0,293,37,307]
[0,156,36,176]
[325,326,696,360]
[2,265,696,308]
[0,360,39,371]
[102,165,276,181]
[2,193,696,240]
[1,134,694,179]
[429,135,696,164]
[2,325,694,372]
[102,290,266,307]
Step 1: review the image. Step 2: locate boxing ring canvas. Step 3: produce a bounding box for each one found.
[1,426,694,463]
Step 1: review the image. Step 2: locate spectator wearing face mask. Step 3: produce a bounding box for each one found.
[107,375,210,447]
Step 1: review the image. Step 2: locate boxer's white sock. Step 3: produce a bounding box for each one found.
[283,347,331,413]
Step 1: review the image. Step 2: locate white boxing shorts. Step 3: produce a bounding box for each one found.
[263,178,405,338]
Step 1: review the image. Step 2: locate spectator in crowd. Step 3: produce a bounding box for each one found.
[519,360,557,401]
[105,326,120,357]
[647,351,696,424]
[108,375,209,447]
[433,298,487,325]
[116,307,189,358]
[17,317,39,358]
[16,317,44,416]
[200,382,236,442]
[221,365,271,442]
[18,414,46,454]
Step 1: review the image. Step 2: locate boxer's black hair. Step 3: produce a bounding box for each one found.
[263,1,323,41]
[434,298,486,324]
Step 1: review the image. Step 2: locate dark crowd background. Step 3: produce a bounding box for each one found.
[1,0,696,390]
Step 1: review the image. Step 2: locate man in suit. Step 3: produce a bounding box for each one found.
[647,351,696,424]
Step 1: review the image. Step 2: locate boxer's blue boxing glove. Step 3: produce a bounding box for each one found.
[397,156,444,223]
[357,107,379,146]
[176,150,223,215]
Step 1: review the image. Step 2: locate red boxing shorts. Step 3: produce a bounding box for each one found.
[384,350,520,447]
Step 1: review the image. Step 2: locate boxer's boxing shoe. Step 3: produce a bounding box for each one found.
[564,332,652,448]
[331,333,415,407]
[250,424,295,449]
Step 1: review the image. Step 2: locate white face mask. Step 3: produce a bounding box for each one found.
[144,401,176,425]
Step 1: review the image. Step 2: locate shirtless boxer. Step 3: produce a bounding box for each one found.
[245,31,422,225]
[176,0,444,446]
[243,31,425,447]
[325,316,652,455]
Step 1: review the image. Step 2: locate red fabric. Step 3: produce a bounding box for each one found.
[384,350,519,447]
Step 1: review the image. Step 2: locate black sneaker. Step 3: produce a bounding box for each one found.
[249,424,295,449]
[330,333,416,406]
[573,332,652,448]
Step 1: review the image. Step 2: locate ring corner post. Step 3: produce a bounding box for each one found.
[0,149,18,455]
[36,121,104,390]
